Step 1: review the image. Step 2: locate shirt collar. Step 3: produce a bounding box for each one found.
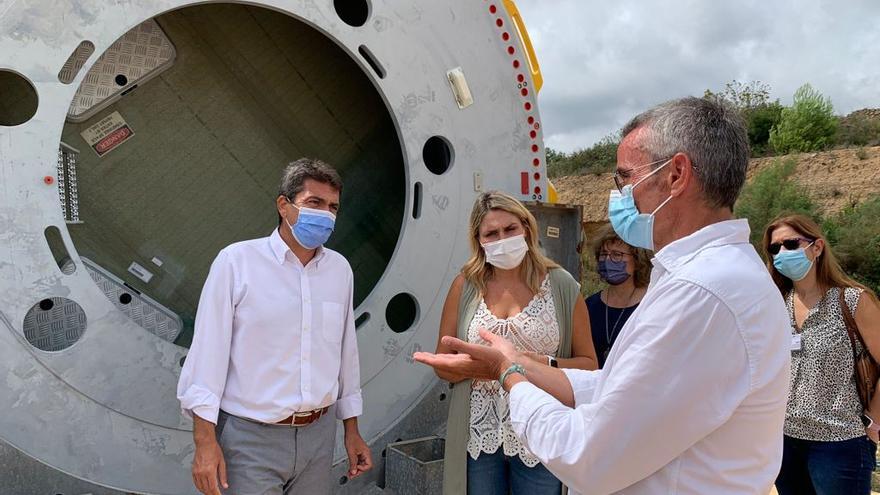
[652,219,751,273]
[268,228,325,266]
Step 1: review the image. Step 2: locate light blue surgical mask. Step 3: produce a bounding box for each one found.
[608,159,673,251]
[773,244,815,281]
[286,202,336,249]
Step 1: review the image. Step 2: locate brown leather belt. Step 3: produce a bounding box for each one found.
[273,406,330,427]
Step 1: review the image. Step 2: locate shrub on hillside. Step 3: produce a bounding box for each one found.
[823,195,880,295]
[734,158,821,247]
[769,84,838,154]
[836,112,880,147]
[746,102,784,155]
[546,134,619,178]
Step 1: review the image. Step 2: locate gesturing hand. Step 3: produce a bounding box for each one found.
[413,329,522,381]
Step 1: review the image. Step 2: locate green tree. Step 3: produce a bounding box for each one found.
[769,83,838,153]
[734,158,821,247]
[823,195,880,295]
[546,134,620,178]
[703,80,782,156]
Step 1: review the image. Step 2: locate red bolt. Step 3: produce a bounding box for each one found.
[531,144,539,152]
[43,176,54,185]
[524,102,532,111]
[489,5,497,13]
[502,32,510,41]
[530,130,537,139]
[528,116,535,124]
[534,186,542,194]
[517,74,525,83]
[533,158,540,166]
[521,88,528,96]
[496,18,503,27]
[513,60,520,69]
[534,172,541,181]
[508,46,515,55]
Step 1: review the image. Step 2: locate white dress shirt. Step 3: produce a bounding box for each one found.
[177,228,362,424]
[509,219,791,495]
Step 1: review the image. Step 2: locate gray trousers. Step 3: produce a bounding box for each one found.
[217,407,337,495]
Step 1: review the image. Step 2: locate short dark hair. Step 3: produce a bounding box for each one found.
[278,158,342,200]
[622,97,749,210]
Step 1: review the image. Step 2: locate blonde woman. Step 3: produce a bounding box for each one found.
[434,191,597,495]
[763,214,880,495]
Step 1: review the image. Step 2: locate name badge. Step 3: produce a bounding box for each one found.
[791,333,802,352]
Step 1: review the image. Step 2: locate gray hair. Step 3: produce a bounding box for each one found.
[621,97,749,210]
[278,158,343,199]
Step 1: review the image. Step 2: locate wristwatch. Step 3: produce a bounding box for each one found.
[547,355,558,368]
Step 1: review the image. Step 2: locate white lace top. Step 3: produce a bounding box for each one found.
[467,275,559,467]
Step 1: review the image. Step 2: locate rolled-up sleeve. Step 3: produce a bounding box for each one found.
[335,267,363,420]
[562,368,601,406]
[509,280,751,494]
[176,251,235,424]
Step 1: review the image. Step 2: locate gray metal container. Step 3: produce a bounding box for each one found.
[385,436,445,495]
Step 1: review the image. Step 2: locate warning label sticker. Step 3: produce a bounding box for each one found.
[80,111,135,157]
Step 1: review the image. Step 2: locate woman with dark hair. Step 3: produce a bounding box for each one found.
[764,214,880,495]
[585,224,651,367]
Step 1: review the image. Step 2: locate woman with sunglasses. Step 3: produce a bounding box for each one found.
[585,224,652,368]
[763,214,880,495]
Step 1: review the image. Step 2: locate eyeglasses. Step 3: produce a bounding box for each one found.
[612,157,673,193]
[598,250,633,263]
[768,237,815,256]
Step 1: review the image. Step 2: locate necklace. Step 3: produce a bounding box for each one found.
[604,286,636,359]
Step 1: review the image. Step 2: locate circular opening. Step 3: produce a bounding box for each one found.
[119,293,133,305]
[423,136,454,175]
[114,74,128,86]
[0,69,38,126]
[386,293,418,333]
[24,297,87,352]
[338,476,348,485]
[334,0,370,27]
[60,4,404,348]
[439,392,446,401]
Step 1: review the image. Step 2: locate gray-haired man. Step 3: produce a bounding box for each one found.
[178,158,372,495]
[416,97,790,494]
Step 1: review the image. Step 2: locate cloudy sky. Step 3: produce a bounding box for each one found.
[516,0,880,152]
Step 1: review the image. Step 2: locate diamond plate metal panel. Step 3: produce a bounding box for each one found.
[61,258,183,342]
[23,297,87,352]
[57,40,96,84]
[67,19,176,122]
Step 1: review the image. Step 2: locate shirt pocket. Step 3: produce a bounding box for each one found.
[321,301,345,344]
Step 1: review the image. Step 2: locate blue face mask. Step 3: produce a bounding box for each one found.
[773,245,814,281]
[598,259,630,285]
[608,159,673,251]
[287,203,336,250]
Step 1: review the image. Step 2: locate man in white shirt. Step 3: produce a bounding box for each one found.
[415,97,791,494]
[177,158,371,495]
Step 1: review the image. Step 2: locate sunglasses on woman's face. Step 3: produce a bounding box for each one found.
[768,237,814,256]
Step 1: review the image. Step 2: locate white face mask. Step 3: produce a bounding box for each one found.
[482,234,529,270]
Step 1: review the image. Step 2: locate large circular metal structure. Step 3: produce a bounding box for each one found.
[0,0,548,493]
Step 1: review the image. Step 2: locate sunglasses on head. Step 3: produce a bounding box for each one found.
[768,237,814,256]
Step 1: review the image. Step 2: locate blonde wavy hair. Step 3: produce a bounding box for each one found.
[461,191,559,296]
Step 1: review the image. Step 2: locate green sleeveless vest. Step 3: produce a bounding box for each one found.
[443,267,580,494]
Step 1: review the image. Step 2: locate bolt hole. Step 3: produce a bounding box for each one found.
[114,74,128,86]
[119,293,133,305]
[39,299,55,311]
[439,393,447,401]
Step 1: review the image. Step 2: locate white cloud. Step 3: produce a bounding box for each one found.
[516,0,880,152]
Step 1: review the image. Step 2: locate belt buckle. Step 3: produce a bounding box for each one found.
[291,409,316,427]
